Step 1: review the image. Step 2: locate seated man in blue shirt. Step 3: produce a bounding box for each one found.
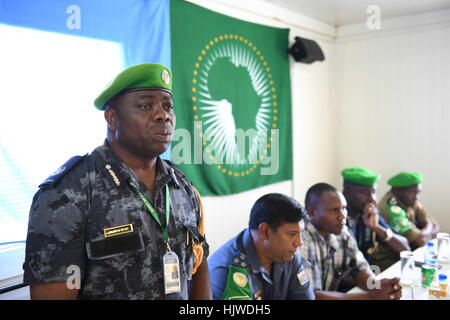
[208,193,314,300]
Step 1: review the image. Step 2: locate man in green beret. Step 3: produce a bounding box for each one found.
[378,171,440,250]
[341,167,410,274]
[24,63,212,299]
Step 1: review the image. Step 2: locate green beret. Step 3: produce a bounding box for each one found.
[341,166,381,187]
[94,63,172,110]
[388,172,423,187]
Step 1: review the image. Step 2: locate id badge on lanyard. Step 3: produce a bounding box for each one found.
[163,248,181,294]
[133,184,181,294]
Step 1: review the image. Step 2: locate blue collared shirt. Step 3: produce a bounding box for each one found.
[346,213,391,263]
[208,228,314,300]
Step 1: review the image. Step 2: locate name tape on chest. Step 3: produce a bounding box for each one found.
[104,224,134,238]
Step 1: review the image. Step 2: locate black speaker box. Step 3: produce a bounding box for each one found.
[289,36,325,64]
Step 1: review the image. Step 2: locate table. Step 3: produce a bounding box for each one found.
[348,240,450,300]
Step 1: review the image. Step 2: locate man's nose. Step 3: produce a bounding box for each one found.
[294,234,303,248]
[153,104,172,122]
[369,191,377,204]
[339,208,347,223]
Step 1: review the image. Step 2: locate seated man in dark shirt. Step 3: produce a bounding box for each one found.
[342,167,410,272]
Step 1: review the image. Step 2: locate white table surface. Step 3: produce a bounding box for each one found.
[348,240,450,300]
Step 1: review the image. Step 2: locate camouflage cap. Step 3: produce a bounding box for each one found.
[388,171,423,187]
[94,63,172,110]
[341,166,381,187]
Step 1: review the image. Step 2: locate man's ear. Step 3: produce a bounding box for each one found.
[258,222,272,240]
[104,108,117,131]
[307,207,315,221]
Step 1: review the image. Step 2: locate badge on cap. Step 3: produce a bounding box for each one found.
[161,69,170,85]
[233,272,248,287]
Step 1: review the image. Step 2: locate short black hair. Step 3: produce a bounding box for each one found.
[305,183,337,209]
[248,193,309,232]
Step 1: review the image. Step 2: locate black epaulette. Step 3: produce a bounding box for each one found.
[162,159,181,189]
[39,154,88,188]
[164,159,197,190]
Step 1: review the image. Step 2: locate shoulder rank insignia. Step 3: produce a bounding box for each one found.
[103,162,125,187]
[231,252,248,269]
[39,154,87,188]
[253,289,263,300]
[388,197,399,206]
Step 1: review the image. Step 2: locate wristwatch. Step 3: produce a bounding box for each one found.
[384,228,394,242]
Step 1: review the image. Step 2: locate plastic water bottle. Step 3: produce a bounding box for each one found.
[424,241,438,270]
[438,274,448,300]
[422,242,439,288]
[429,274,449,300]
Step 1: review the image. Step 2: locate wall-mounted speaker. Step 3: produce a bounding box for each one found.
[288,36,325,64]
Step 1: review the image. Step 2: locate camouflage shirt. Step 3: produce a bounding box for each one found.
[23,140,208,300]
[378,190,437,243]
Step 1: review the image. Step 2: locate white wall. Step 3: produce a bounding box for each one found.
[187,1,450,254]
[335,10,450,233]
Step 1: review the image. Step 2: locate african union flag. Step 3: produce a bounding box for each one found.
[170,0,293,196]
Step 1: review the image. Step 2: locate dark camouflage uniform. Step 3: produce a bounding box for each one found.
[23,140,208,299]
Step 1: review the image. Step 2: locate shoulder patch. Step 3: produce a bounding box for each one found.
[297,270,310,286]
[39,154,88,188]
[388,197,398,205]
[387,203,412,234]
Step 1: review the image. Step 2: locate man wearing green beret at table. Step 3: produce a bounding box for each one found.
[24,63,212,299]
[378,172,441,251]
[341,167,410,275]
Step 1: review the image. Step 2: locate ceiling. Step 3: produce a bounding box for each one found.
[261,0,450,26]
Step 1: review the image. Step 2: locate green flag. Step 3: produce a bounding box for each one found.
[170,0,292,196]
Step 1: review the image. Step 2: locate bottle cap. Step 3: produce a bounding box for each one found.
[439,274,447,281]
[427,241,434,247]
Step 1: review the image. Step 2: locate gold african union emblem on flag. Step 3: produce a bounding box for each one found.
[191,34,278,178]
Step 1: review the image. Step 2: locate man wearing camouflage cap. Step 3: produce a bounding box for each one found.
[24,63,211,299]
[378,171,440,250]
[341,167,410,273]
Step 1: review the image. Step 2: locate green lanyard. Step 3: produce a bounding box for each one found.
[322,260,331,290]
[133,184,170,242]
